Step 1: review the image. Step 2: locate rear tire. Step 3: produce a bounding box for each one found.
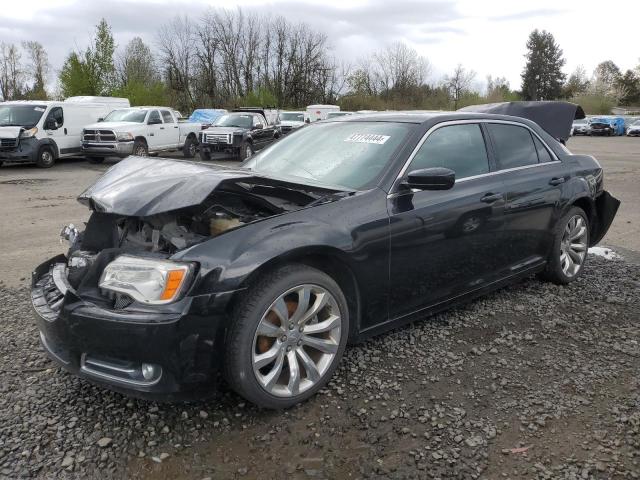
[36,146,55,168]
[182,136,197,158]
[539,206,589,285]
[88,157,104,164]
[224,264,349,409]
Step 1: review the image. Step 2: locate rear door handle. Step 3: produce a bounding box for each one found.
[549,177,565,186]
[480,193,503,203]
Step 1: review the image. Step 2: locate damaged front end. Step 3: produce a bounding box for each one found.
[31,156,347,399]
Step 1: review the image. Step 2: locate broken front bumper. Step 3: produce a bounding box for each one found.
[0,137,38,163]
[31,255,236,400]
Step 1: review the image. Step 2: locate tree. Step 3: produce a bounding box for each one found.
[157,16,195,112]
[563,65,589,98]
[22,41,49,99]
[58,18,116,97]
[616,70,640,106]
[521,29,566,100]
[444,64,476,109]
[117,37,158,86]
[592,60,621,97]
[0,42,25,100]
[486,75,515,102]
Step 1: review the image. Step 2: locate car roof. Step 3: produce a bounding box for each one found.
[329,111,541,124]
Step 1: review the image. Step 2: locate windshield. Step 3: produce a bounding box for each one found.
[103,109,148,123]
[573,119,587,125]
[279,113,305,122]
[214,114,253,128]
[243,121,413,190]
[590,118,609,124]
[0,104,47,128]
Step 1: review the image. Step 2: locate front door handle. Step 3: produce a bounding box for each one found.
[480,193,503,203]
[160,127,165,130]
[549,177,565,186]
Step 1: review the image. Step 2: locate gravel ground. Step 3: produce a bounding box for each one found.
[1,253,638,479]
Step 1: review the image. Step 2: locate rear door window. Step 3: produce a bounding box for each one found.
[408,123,490,179]
[161,110,173,123]
[487,123,538,170]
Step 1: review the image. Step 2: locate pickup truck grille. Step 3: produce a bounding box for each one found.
[204,133,232,144]
[0,138,17,148]
[83,129,117,142]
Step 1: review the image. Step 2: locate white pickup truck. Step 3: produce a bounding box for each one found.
[81,107,201,163]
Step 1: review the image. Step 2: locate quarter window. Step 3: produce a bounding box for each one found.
[160,110,173,123]
[533,135,553,163]
[407,124,489,179]
[488,123,538,169]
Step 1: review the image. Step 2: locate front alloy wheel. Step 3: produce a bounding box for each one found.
[224,264,349,409]
[560,214,588,277]
[252,285,341,397]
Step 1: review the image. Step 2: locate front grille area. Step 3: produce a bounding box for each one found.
[204,133,231,144]
[0,138,17,148]
[83,129,116,142]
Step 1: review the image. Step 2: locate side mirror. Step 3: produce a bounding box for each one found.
[305,118,311,124]
[403,167,455,191]
[252,123,263,130]
[44,119,57,130]
[97,117,104,122]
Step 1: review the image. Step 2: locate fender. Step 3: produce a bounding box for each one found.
[36,137,59,159]
[174,217,356,295]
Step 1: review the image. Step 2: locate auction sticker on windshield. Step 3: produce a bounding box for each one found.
[344,133,390,145]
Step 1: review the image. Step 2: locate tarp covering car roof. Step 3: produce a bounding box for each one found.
[188,109,227,124]
[459,101,586,142]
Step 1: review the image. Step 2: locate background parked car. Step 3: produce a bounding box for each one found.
[0,96,129,168]
[81,106,202,163]
[277,111,308,134]
[627,119,640,136]
[199,109,278,160]
[571,118,590,135]
[588,117,616,136]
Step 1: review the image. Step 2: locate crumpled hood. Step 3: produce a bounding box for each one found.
[84,121,143,130]
[0,126,22,139]
[78,156,345,217]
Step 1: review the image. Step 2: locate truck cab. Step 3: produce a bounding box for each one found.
[0,97,129,168]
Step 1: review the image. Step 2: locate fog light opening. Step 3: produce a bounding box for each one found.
[141,363,157,380]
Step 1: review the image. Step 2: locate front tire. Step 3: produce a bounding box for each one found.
[224,264,349,409]
[182,136,197,158]
[36,146,55,168]
[540,206,589,284]
[239,141,254,161]
[132,139,148,157]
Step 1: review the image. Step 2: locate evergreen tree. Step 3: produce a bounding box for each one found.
[521,30,566,100]
[563,65,589,98]
[616,70,640,106]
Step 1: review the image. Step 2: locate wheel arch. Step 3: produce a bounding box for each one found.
[37,138,59,158]
[226,247,362,343]
[134,136,148,145]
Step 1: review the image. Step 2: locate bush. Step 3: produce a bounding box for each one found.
[570,94,615,115]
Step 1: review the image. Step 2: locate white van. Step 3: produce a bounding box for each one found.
[0,96,129,167]
[306,104,340,122]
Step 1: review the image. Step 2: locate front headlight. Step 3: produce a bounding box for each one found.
[20,127,38,138]
[99,255,194,305]
[115,132,134,142]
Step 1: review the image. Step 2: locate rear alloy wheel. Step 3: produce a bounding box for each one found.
[224,264,349,408]
[540,206,589,284]
[36,146,55,168]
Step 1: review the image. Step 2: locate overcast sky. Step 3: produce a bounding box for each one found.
[2,0,639,93]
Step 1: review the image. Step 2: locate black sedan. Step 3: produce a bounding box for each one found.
[31,103,619,408]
